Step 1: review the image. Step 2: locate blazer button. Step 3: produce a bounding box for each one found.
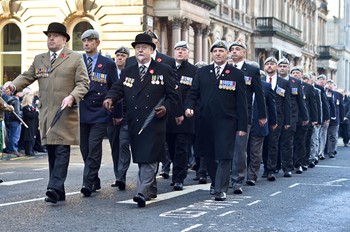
[136,119,139,122]
[135,106,138,109]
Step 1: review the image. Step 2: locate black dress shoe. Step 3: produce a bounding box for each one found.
[210,185,216,195]
[329,154,335,158]
[173,182,184,191]
[0,179,3,183]
[284,171,292,177]
[214,192,226,201]
[308,162,315,168]
[302,165,308,171]
[295,166,303,174]
[233,186,243,194]
[133,193,146,207]
[160,171,169,179]
[45,189,59,204]
[199,177,207,184]
[81,186,92,197]
[319,155,325,160]
[246,180,256,186]
[267,173,276,181]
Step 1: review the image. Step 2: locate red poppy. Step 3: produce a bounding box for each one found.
[225,70,230,74]
[98,64,102,68]
[149,69,154,74]
[292,79,295,83]
[61,53,65,58]
[157,57,162,62]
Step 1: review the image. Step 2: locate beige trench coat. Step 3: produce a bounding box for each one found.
[13,47,89,145]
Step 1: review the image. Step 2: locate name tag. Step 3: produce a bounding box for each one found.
[276,86,286,97]
[244,76,252,85]
[180,76,193,86]
[219,80,236,91]
[123,77,135,87]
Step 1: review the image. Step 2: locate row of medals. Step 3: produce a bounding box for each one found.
[151,75,164,85]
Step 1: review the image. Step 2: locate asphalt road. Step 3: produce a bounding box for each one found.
[1,139,349,232]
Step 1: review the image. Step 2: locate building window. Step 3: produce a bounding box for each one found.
[0,23,21,83]
[72,22,93,51]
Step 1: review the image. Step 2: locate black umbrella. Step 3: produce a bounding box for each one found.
[46,107,65,135]
[138,96,165,135]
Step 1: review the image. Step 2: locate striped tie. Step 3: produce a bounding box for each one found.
[87,57,93,77]
[51,52,57,66]
[215,66,221,79]
[139,65,146,82]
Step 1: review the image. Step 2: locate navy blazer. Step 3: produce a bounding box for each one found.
[330,90,344,126]
[106,59,180,164]
[314,84,330,122]
[166,60,198,134]
[287,76,308,125]
[250,81,277,137]
[239,62,266,125]
[262,76,291,126]
[301,82,318,124]
[313,87,323,124]
[80,54,118,124]
[325,88,337,121]
[185,63,247,160]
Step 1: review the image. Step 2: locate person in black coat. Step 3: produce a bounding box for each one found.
[247,80,277,185]
[262,57,291,181]
[166,41,198,191]
[185,40,248,201]
[103,33,181,207]
[339,90,350,146]
[325,80,344,158]
[21,93,38,156]
[228,40,266,194]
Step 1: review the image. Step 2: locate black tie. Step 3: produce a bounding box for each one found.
[216,66,221,79]
[87,57,93,77]
[51,52,57,66]
[139,65,147,81]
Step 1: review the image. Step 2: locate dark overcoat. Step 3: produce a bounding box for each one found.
[185,63,248,160]
[105,59,180,163]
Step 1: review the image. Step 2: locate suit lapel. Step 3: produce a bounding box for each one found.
[41,52,51,69]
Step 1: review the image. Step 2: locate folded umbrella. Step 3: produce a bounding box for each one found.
[138,96,165,135]
[12,111,28,129]
[46,107,65,135]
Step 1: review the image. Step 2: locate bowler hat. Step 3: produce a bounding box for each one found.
[43,22,70,42]
[131,33,156,50]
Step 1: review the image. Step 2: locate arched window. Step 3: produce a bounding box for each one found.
[72,22,93,51]
[0,23,21,83]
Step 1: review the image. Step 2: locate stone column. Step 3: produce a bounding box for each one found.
[202,26,210,63]
[193,23,204,63]
[171,17,182,51]
[181,18,191,42]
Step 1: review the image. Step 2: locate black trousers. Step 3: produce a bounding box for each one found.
[166,133,193,183]
[107,124,122,181]
[294,124,308,167]
[279,125,295,172]
[47,144,70,195]
[339,122,349,145]
[80,123,108,188]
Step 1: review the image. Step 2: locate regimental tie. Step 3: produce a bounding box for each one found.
[87,57,93,77]
[51,52,57,66]
[215,66,221,79]
[139,65,147,82]
[269,76,272,84]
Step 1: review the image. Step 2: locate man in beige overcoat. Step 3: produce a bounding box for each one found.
[3,22,89,204]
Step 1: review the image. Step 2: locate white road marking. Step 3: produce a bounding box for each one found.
[0,191,80,207]
[270,191,282,197]
[316,165,350,169]
[181,224,203,232]
[0,172,14,175]
[32,168,49,171]
[247,200,261,206]
[218,210,235,217]
[117,183,211,205]
[288,183,300,188]
[0,178,44,186]
[324,178,348,185]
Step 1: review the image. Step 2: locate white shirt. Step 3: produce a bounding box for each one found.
[50,47,64,59]
[233,60,244,70]
[267,73,278,90]
[214,62,227,76]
